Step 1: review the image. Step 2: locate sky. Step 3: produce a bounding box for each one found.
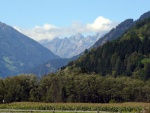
[0,0,150,41]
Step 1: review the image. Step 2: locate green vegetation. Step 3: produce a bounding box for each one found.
[0,74,150,103]
[0,102,149,112]
[0,110,97,113]
[0,12,150,113]
[66,17,150,80]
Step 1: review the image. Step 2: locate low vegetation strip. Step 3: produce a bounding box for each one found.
[0,102,149,112]
[0,109,98,113]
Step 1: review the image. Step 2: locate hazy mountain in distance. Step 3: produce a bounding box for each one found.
[27,56,78,76]
[0,21,59,77]
[39,33,99,58]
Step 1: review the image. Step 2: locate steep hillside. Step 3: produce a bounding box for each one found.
[26,54,79,76]
[66,17,150,80]
[92,11,150,48]
[28,58,68,76]
[91,19,134,48]
[0,22,59,77]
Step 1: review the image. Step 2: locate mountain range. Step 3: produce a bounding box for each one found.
[39,33,100,58]
[28,11,150,76]
[0,11,150,77]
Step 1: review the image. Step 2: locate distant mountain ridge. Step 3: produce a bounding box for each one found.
[39,33,99,58]
[1,11,149,77]
[91,19,134,48]
[0,22,59,77]
[92,11,150,48]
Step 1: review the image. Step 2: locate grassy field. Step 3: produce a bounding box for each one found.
[0,109,97,113]
[0,102,150,113]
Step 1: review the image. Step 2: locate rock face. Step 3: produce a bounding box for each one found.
[0,22,59,77]
[39,33,99,58]
[91,19,134,48]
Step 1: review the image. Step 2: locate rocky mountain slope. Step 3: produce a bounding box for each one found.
[39,33,99,58]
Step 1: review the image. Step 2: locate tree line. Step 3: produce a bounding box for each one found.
[0,73,150,103]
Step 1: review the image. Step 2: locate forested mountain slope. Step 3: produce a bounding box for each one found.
[66,17,150,80]
[91,19,134,48]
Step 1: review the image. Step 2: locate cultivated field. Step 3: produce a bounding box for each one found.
[0,102,150,113]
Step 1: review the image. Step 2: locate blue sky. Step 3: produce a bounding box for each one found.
[0,0,150,41]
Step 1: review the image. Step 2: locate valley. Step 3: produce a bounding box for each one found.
[0,2,150,112]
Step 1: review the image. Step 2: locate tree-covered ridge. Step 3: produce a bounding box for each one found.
[91,19,134,48]
[121,17,150,41]
[66,17,150,80]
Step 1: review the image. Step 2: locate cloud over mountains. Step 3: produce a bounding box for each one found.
[14,16,118,41]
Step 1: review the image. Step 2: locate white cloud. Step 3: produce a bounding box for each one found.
[14,16,118,41]
[14,24,61,41]
[87,16,113,32]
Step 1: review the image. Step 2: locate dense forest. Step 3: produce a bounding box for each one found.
[67,17,150,80]
[0,17,150,104]
[0,73,150,103]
